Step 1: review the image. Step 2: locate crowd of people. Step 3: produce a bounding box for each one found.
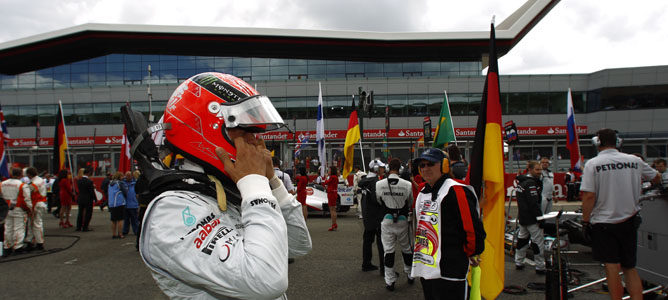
[1,166,143,257]
[2,71,668,300]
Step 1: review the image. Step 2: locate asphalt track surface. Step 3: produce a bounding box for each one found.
[0,203,620,300]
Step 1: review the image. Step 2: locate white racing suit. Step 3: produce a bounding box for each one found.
[139,174,312,300]
[375,174,414,286]
[25,176,48,245]
[2,178,27,251]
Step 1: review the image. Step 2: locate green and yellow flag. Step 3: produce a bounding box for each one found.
[432,91,456,149]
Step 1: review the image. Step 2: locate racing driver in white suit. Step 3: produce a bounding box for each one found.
[138,72,312,300]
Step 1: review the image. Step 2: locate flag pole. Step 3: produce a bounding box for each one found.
[91,127,97,176]
[358,138,366,173]
[59,101,75,187]
[444,90,456,143]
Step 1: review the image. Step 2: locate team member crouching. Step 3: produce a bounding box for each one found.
[138,72,312,299]
[2,168,28,256]
[376,158,414,291]
[411,148,485,300]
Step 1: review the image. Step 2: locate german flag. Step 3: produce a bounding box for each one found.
[342,97,360,179]
[467,22,505,300]
[52,101,69,173]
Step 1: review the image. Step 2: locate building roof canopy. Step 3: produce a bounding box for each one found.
[0,0,558,75]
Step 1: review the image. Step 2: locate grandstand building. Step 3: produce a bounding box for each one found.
[0,0,666,175]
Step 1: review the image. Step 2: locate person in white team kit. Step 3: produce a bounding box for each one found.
[375,158,414,291]
[581,128,660,300]
[138,72,311,299]
[23,167,48,251]
[2,168,29,256]
[539,157,555,214]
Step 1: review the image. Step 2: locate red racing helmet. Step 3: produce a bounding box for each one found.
[163,72,284,177]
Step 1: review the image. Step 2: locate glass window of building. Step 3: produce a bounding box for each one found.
[408,94,429,116]
[527,92,550,114]
[38,104,57,126]
[18,105,37,126]
[34,153,51,174]
[507,93,528,114]
[647,144,667,159]
[548,92,567,114]
[325,95,349,118]
[387,94,407,117]
[467,95,481,115]
[18,72,36,89]
[3,105,19,126]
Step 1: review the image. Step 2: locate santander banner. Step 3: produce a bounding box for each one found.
[7,125,586,147]
[260,125,587,141]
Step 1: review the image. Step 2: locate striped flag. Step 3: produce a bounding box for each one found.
[118,124,131,173]
[466,22,505,300]
[342,97,361,179]
[316,82,326,178]
[0,104,10,178]
[52,101,69,173]
[294,133,310,158]
[566,89,583,172]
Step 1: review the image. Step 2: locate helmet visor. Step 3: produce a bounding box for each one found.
[219,95,284,132]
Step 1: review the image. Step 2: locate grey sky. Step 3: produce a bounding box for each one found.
[0,0,667,74]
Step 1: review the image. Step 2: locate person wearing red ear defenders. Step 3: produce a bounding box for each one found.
[410,148,486,300]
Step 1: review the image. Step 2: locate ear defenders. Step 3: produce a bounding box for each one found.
[417,151,450,177]
[592,131,623,148]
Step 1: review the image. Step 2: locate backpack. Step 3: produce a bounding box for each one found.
[108,181,126,208]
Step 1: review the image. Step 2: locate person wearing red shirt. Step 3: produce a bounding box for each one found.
[58,169,74,228]
[325,166,339,231]
[295,167,309,220]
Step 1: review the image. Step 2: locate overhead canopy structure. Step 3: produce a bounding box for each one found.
[0,0,558,75]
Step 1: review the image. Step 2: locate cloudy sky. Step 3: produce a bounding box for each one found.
[1,0,667,75]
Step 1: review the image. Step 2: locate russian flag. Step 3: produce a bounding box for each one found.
[566,88,582,172]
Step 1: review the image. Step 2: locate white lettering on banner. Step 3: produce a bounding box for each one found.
[364,131,385,138]
[455,129,476,137]
[398,130,422,137]
[68,138,95,145]
[517,128,537,135]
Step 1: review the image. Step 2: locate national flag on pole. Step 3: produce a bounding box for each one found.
[0,104,10,178]
[383,105,390,158]
[294,133,310,158]
[342,97,361,179]
[466,22,505,300]
[566,88,583,172]
[432,91,456,149]
[118,124,131,173]
[53,102,69,173]
[316,83,326,178]
[35,120,41,146]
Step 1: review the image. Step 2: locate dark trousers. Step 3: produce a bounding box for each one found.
[123,208,139,235]
[76,202,93,230]
[362,227,384,268]
[566,184,576,202]
[420,278,468,300]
